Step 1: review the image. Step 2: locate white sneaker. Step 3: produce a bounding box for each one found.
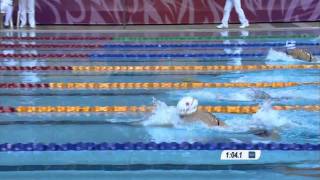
[239,23,249,28]
[29,23,36,28]
[217,24,228,29]
[20,22,26,28]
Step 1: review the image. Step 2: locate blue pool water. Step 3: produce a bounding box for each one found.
[0,29,319,179]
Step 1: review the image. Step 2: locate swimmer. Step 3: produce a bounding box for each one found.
[248,88,272,100]
[285,40,317,62]
[123,97,224,127]
[248,88,290,101]
[116,96,278,138]
[177,96,226,127]
[177,96,279,139]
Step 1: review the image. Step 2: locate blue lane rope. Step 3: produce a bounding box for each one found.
[103,42,320,49]
[89,53,320,59]
[0,142,319,152]
[89,53,265,58]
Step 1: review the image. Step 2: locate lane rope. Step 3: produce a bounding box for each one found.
[0,82,319,89]
[0,42,319,49]
[0,105,319,114]
[0,142,319,152]
[0,37,112,41]
[2,53,319,59]
[0,65,319,72]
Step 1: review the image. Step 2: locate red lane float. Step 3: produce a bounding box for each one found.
[0,54,88,58]
[0,37,112,41]
[0,83,49,88]
[0,106,16,113]
[0,44,104,49]
[0,66,73,71]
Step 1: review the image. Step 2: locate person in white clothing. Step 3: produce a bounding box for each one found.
[217,0,249,29]
[18,0,35,28]
[0,0,13,28]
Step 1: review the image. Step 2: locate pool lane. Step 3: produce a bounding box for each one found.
[0,30,319,146]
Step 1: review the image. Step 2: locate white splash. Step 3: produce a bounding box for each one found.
[265,48,300,63]
[312,35,320,42]
[142,99,222,130]
[142,99,181,127]
[133,99,318,143]
[251,101,289,128]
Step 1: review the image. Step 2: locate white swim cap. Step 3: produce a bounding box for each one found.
[286,40,296,50]
[177,96,198,115]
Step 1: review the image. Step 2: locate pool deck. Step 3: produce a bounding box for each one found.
[0,22,319,32]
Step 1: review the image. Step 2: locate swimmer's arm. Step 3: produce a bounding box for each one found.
[205,113,227,127]
[248,128,280,139]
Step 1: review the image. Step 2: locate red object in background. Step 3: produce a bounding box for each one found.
[34,0,320,25]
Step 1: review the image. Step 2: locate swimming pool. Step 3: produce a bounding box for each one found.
[0,28,319,179]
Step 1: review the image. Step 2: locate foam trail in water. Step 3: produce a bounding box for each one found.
[223,101,292,138]
[231,69,319,83]
[251,101,289,128]
[143,99,225,130]
[312,35,320,42]
[133,98,318,143]
[142,98,181,127]
[265,48,300,64]
[142,99,218,142]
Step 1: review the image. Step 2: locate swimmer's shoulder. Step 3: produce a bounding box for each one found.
[201,111,226,126]
[182,111,214,122]
[288,48,314,62]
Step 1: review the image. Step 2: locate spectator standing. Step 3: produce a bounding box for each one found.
[217,0,249,29]
[18,0,35,28]
[0,0,13,28]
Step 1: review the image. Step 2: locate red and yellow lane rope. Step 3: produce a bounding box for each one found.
[1,65,319,72]
[1,82,319,89]
[1,105,317,114]
[71,64,320,72]
[48,82,320,89]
